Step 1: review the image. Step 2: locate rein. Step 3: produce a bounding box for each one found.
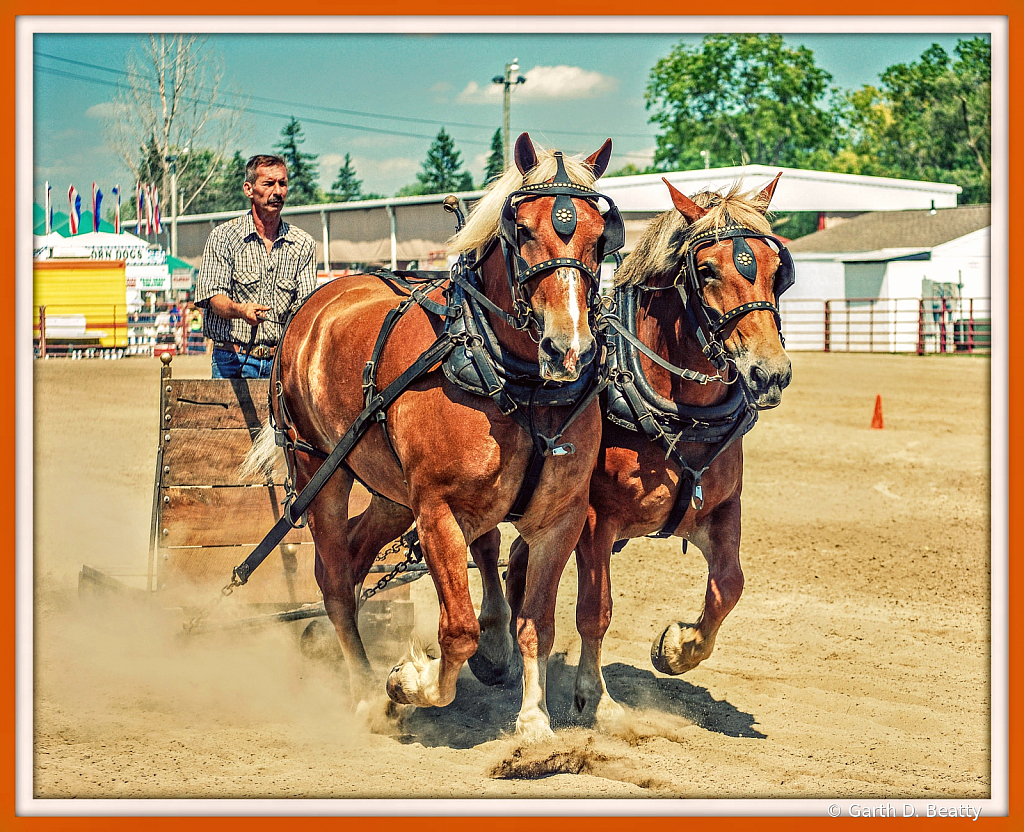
[230,169,623,586]
[603,215,794,540]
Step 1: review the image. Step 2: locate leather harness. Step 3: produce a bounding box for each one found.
[231,166,624,586]
[601,210,794,544]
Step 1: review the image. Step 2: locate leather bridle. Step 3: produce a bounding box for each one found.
[491,151,625,334]
[667,219,795,375]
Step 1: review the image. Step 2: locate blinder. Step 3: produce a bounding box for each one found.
[683,226,795,301]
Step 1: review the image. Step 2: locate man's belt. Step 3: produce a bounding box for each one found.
[214,341,276,360]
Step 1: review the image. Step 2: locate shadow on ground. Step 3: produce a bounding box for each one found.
[381,653,763,749]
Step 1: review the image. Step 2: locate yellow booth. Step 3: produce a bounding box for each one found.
[33,259,129,348]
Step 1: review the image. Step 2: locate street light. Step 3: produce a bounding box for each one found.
[166,147,188,258]
[492,59,527,169]
[700,149,710,170]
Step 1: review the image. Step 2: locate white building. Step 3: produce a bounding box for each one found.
[781,204,991,352]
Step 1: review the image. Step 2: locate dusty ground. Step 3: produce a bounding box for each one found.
[31,351,992,805]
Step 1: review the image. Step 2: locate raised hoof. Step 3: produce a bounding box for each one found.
[468,647,523,687]
[650,622,709,676]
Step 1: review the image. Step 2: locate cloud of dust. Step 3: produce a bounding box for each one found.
[33,572,399,753]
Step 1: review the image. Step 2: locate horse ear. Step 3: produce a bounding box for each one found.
[514,133,538,175]
[663,178,707,224]
[757,172,783,214]
[584,139,613,179]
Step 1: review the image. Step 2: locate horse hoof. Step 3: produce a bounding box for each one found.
[386,664,417,705]
[514,714,555,743]
[468,648,523,687]
[651,622,706,675]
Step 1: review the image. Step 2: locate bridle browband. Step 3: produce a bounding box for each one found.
[488,151,625,333]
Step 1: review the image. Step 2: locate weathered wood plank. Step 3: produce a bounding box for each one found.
[162,428,280,486]
[158,486,311,546]
[164,379,270,430]
[157,483,374,546]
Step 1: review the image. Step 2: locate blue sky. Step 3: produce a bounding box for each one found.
[29,24,991,210]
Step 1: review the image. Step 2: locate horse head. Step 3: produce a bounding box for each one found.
[452,133,622,384]
[663,175,793,409]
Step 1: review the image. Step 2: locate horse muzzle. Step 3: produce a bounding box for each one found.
[539,336,596,383]
[737,352,792,410]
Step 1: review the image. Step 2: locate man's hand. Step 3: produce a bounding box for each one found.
[208,294,271,327]
[237,302,271,327]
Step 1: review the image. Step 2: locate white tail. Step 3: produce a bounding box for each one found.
[237,419,284,482]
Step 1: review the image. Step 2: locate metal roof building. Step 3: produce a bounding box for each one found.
[171,166,966,272]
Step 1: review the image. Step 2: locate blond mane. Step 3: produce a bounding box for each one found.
[448,145,599,257]
[615,181,775,288]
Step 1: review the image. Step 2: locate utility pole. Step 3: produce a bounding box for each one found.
[165,148,188,258]
[492,59,527,169]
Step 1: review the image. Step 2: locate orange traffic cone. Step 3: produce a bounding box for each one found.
[871,394,884,430]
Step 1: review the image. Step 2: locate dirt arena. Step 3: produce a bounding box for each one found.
[31,350,992,804]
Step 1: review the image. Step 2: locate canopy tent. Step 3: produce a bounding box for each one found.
[35,208,117,237]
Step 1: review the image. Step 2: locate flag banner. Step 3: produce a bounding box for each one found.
[94,187,103,233]
[68,185,80,235]
[91,181,97,231]
[153,187,162,234]
[145,184,154,235]
[45,181,51,235]
[136,181,144,234]
[112,185,121,234]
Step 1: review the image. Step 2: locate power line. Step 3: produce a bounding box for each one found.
[34,50,658,142]
[34,65,492,147]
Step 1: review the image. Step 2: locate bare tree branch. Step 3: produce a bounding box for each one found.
[101,35,249,216]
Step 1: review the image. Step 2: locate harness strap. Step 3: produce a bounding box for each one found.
[505,446,546,522]
[652,402,756,537]
[450,267,532,332]
[603,313,719,385]
[504,357,609,522]
[231,332,456,586]
[709,300,782,337]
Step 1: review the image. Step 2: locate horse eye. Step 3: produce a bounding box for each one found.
[697,265,715,282]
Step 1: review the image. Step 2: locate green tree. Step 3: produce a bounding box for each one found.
[645,34,840,171]
[412,128,474,195]
[274,117,321,205]
[329,154,363,201]
[842,39,990,202]
[484,129,505,184]
[606,162,647,178]
[192,150,248,213]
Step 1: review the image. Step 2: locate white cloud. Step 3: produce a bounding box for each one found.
[457,65,617,104]
[84,101,125,120]
[456,80,500,104]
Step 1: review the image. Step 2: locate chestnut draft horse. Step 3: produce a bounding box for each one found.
[244,133,624,740]
[497,176,793,727]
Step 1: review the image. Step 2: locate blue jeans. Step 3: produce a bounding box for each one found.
[211,347,274,379]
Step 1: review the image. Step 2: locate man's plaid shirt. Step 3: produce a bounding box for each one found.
[195,210,317,347]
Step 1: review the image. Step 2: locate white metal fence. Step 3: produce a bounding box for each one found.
[779,297,991,354]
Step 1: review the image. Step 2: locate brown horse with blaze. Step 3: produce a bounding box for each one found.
[245,133,619,740]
